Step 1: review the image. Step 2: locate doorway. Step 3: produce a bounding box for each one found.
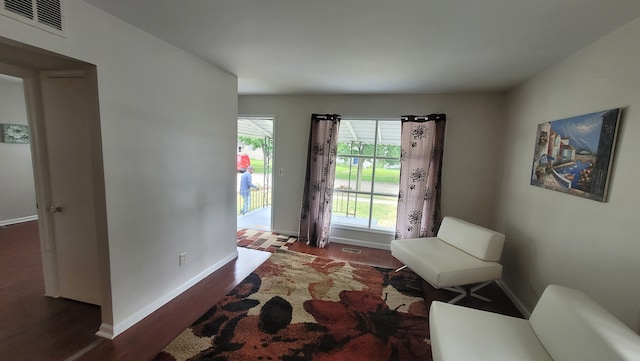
[237,116,274,231]
[0,37,111,356]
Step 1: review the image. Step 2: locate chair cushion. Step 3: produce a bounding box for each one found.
[430,301,553,361]
[437,217,505,261]
[390,237,502,288]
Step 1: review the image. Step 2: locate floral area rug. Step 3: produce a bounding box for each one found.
[236,228,297,252]
[153,249,431,361]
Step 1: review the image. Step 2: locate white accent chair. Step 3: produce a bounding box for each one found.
[390,216,505,304]
[430,284,640,361]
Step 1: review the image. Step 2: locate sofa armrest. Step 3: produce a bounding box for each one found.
[529,285,640,361]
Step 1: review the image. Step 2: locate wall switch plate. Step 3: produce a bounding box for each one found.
[179,252,187,266]
[278,168,285,176]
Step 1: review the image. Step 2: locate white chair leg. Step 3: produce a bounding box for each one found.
[443,287,467,304]
[469,281,493,302]
[395,265,408,272]
[443,281,494,304]
[470,293,491,302]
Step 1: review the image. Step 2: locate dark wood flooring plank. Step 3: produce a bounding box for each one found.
[78,247,270,361]
[0,221,101,361]
[287,240,404,269]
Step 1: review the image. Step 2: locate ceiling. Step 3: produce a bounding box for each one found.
[84,0,640,95]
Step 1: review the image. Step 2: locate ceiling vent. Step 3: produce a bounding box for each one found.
[2,0,65,36]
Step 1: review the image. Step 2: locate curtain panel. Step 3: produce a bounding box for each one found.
[299,114,341,248]
[395,114,446,239]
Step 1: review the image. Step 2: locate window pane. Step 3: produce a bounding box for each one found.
[371,195,398,231]
[332,193,371,227]
[335,157,375,192]
[335,156,351,188]
[359,143,375,157]
[375,121,401,156]
[339,141,374,156]
[373,162,399,195]
[357,157,374,192]
[339,119,376,143]
[345,163,359,190]
[332,190,356,217]
[337,141,375,156]
[337,141,362,156]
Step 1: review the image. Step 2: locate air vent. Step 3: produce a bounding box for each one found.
[36,0,62,30]
[2,0,64,35]
[4,0,33,19]
[341,247,362,254]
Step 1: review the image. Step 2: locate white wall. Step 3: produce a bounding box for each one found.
[497,16,640,331]
[0,75,36,224]
[239,93,507,247]
[1,2,238,337]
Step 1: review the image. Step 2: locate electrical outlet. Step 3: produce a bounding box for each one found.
[278,168,286,176]
[179,252,187,267]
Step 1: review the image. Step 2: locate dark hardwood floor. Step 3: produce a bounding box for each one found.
[287,240,405,269]
[0,221,101,361]
[1,222,521,361]
[0,221,270,361]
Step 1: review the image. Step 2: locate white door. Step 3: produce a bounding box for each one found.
[39,72,101,305]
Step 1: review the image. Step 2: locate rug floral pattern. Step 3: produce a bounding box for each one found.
[154,249,430,361]
[236,229,297,252]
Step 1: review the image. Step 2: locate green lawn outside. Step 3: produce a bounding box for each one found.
[332,192,397,228]
[334,164,399,183]
[247,159,265,173]
[249,158,399,182]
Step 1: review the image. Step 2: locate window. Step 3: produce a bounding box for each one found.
[331,119,401,232]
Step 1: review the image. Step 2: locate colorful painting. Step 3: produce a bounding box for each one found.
[530,109,621,202]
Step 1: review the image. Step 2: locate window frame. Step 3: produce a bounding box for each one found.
[331,117,401,232]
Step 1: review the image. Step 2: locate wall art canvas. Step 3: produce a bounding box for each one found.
[530,108,621,202]
[0,123,30,144]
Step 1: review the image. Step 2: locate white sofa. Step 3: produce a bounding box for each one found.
[430,284,640,361]
[391,216,505,303]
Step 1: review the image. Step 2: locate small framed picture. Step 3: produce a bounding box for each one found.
[0,123,30,144]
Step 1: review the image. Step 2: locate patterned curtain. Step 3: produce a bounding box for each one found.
[299,114,341,248]
[395,114,446,239]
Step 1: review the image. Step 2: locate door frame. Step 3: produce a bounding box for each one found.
[0,37,113,330]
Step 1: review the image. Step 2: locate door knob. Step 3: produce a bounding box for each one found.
[49,206,62,214]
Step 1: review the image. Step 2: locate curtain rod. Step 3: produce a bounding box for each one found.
[312,113,341,121]
[401,113,446,122]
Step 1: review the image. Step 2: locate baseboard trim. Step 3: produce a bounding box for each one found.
[97,250,239,340]
[96,323,114,339]
[496,279,531,318]
[0,215,38,226]
[329,236,390,250]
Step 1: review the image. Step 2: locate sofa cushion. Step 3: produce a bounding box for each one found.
[529,285,640,361]
[437,216,505,261]
[430,301,553,361]
[390,237,502,288]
